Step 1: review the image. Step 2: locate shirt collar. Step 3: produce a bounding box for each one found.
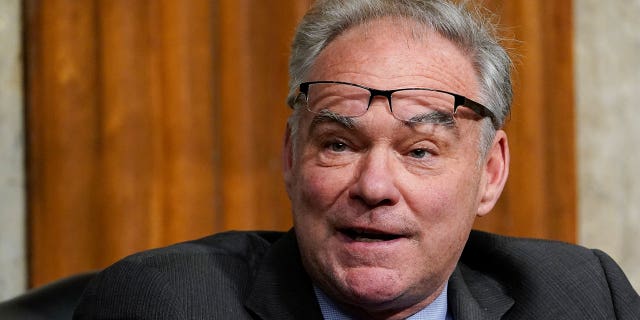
[313,284,452,320]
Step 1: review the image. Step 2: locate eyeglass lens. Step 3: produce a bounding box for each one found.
[305,82,457,122]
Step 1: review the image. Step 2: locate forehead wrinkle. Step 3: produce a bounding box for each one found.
[310,25,478,99]
[422,55,476,96]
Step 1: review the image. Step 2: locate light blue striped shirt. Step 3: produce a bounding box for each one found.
[313,284,452,320]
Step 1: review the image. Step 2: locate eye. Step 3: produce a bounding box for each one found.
[327,141,348,152]
[408,148,431,159]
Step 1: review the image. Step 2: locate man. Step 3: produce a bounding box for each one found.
[74,0,640,319]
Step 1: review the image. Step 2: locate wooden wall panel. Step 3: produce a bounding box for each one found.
[474,0,576,243]
[25,0,574,287]
[26,0,103,286]
[26,0,224,286]
[216,0,313,230]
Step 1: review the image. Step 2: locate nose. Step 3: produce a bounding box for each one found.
[348,147,401,208]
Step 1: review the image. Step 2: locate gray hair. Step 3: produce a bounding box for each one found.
[286,0,512,156]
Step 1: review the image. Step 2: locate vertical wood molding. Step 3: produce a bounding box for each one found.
[474,0,576,243]
[217,0,311,230]
[26,0,222,286]
[25,0,575,286]
[26,0,102,286]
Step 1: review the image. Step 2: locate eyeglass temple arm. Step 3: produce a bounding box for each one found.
[454,95,500,129]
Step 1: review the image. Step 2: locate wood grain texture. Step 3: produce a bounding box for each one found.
[26,0,102,287]
[25,0,574,287]
[26,0,224,286]
[474,0,576,242]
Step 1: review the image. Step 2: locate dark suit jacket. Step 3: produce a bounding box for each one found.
[74,229,640,319]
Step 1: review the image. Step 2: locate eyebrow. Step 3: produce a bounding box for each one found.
[309,110,356,133]
[307,110,458,136]
[405,111,457,128]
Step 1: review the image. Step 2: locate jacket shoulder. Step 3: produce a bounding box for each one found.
[459,230,640,319]
[463,230,599,269]
[74,230,287,319]
[129,230,284,263]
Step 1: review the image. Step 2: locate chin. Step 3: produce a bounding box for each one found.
[340,266,408,305]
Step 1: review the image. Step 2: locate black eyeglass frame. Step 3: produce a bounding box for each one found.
[297,80,499,128]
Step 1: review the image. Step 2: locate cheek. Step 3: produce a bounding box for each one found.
[407,179,477,262]
[403,179,456,215]
[404,168,482,223]
[292,156,354,208]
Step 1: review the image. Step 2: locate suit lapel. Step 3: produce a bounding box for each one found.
[448,265,514,320]
[245,229,324,320]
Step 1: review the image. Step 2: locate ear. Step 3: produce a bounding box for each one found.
[282,123,295,196]
[477,130,509,216]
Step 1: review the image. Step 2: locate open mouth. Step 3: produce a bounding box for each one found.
[340,228,403,242]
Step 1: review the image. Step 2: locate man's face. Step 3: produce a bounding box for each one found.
[284,18,508,318]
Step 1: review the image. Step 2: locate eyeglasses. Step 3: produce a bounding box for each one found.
[295,81,498,128]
